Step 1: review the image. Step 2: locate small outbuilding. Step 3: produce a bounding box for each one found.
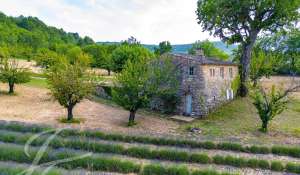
[170,49,239,117]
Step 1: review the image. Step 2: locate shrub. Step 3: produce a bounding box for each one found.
[272,146,300,158]
[190,153,211,164]
[257,160,270,169]
[142,164,189,175]
[247,145,270,154]
[247,159,259,168]
[271,161,284,171]
[212,155,225,165]
[286,163,300,173]
[224,156,247,167]
[217,143,244,152]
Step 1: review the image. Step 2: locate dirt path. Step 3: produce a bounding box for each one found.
[0,84,179,136]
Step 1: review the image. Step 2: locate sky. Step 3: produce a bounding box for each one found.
[0,0,218,44]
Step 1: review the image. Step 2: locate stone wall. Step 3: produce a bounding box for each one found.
[172,55,207,116]
[202,65,239,111]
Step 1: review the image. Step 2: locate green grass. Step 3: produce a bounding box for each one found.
[183,97,300,144]
[57,117,84,124]
[25,77,48,88]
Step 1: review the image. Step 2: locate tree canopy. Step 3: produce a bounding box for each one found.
[188,40,229,60]
[111,44,154,72]
[196,0,300,96]
[154,41,172,56]
[0,12,94,59]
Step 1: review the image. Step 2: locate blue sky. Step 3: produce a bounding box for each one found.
[0,0,217,44]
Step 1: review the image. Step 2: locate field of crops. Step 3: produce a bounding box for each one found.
[0,121,300,175]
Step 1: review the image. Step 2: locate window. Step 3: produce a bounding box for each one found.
[229,68,233,78]
[189,66,194,75]
[210,68,215,77]
[220,67,224,78]
[226,89,234,100]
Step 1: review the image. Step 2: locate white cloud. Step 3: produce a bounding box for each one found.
[0,0,218,44]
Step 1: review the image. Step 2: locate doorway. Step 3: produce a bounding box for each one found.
[186,94,192,115]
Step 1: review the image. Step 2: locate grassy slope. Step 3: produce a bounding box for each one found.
[183,96,300,144]
[24,77,47,88]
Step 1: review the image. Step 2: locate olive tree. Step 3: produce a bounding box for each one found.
[0,59,30,94]
[196,0,300,96]
[112,56,179,126]
[46,61,94,121]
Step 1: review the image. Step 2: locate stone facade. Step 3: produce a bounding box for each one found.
[171,52,238,117]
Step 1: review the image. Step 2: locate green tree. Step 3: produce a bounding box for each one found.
[196,0,300,97]
[66,46,91,66]
[258,28,300,75]
[112,56,178,126]
[252,85,300,132]
[0,47,9,58]
[250,48,278,87]
[46,61,94,121]
[188,40,229,60]
[83,44,117,75]
[154,41,172,56]
[0,59,31,94]
[111,44,154,72]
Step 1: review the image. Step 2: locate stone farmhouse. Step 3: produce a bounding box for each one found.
[170,49,239,117]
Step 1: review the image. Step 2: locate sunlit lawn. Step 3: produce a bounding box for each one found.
[183,95,300,144]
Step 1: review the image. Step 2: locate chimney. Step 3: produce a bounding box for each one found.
[195,48,204,56]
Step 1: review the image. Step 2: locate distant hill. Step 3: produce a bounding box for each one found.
[0,12,94,59]
[144,42,237,55]
[98,41,237,55]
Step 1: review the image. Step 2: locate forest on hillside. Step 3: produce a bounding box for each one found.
[0,12,94,59]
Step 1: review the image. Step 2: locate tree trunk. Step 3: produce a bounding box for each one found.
[8,82,14,94]
[108,69,111,76]
[240,32,258,97]
[67,105,74,121]
[261,121,268,133]
[128,110,136,126]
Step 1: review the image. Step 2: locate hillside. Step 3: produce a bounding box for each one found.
[0,12,94,59]
[99,42,237,55]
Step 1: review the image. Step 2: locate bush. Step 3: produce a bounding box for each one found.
[257,160,270,169]
[272,146,300,158]
[286,163,300,174]
[142,164,189,175]
[212,155,225,165]
[271,161,284,171]
[247,145,270,154]
[190,153,211,164]
[217,143,244,152]
[224,156,247,167]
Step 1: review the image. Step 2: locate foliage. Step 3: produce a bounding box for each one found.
[3,121,300,161]
[188,40,229,60]
[111,44,154,72]
[258,28,300,75]
[83,44,117,75]
[154,41,172,56]
[249,47,279,86]
[0,58,31,93]
[196,0,300,97]
[0,12,94,60]
[251,85,289,132]
[112,55,179,125]
[46,60,94,121]
[147,55,180,114]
